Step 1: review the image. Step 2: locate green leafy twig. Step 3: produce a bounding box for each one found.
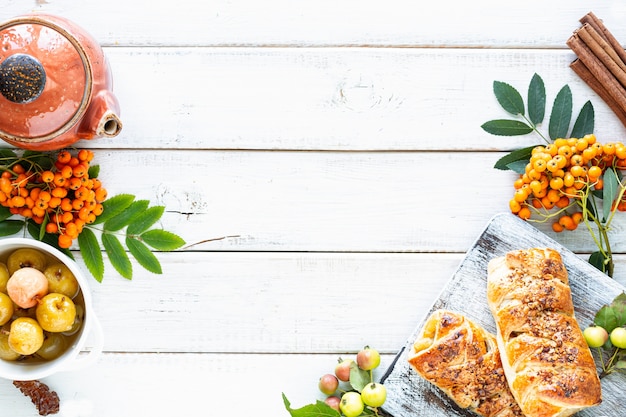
[481,73,626,277]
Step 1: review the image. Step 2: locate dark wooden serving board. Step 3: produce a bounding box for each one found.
[380,212,625,417]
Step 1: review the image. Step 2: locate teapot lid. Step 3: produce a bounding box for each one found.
[0,17,91,143]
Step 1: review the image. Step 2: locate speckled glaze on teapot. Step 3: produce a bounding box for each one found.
[0,13,121,150]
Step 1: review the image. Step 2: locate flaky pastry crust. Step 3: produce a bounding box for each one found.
[487,248,602,417]
[408,309,524,417]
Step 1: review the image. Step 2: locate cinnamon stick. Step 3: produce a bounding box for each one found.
[576,23,626,86]
[580,11,626,67]
[570,58,626,127]
[567,33,626,111]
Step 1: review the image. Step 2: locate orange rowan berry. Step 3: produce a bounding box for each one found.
[93,203,104,216]
[24,196,34,208]
[12,164,24,174]
[65,222,79,239]
[604,142,616,155]
[48,197,61,209]
[549,177,564,190]
[582,147,597,162]
[558,146,573,159]
[575,138,589,151]
[584,134,597,145]
[530,180,542,196]
[547,189,561,203]
[86,213,96,224]
[518,206,531,220]
[77,149,94,162]
[60,198,73,212]
[91,178,102,190]
[553,155,567,169]
[588,165,602,179]
[552,222,565,233]
[74,218,85,233]
[531,198,543,209]
[559,215,576,231]
[45,222,58,234]
[78,207,90,221]
[554,138,568,148]
[618,201,626,212]
[556,196,570,209]
[563,172,575,187]
[58,234,72,249]
[572,212,584,224]
[20,208,33,218]
[541,196,556,210]
[509,199,521,214]
[528,169,542,181]
[32,207,45,218]
[570,154,584,167]
[72,199,84,210]
[35,199,48,210]
[57,151,71,164]
[75,186,89,201]
[41,170,54,183]
[60,165,73,179]
[595,178,604,190]
[68,177,82,190]
[11,196,25,207]
[72,164,87,178]
[61,211,73,224]
[514,188,528,203]
[546,159,559,173]
[67,157,79,167]
[51,187,67,198]
[616,144,626,159]
[570,165,585,177]
[544,144,558,157]
[532,159,547,173]
[95,187,107,202]
[53,173,66,187]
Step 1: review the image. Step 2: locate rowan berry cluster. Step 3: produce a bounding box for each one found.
[509,134,626,232]
[0,149,106,249]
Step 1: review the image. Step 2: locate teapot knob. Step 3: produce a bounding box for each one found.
[0,54,46,103]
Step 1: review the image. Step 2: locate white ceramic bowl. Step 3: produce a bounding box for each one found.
[0,238,103,381]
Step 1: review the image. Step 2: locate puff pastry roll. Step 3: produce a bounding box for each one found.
[408,309,524,417]
[487,248,602,417]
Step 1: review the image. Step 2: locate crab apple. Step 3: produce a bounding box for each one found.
[361,382,387,407]
[6,267,49,308]
[318,373,339,395]
[335,358,353,382]
[583,326,609,348]
[610,327,626,349]
[340,392,364,417]
[324,395,340,412]
[356,346,381,371]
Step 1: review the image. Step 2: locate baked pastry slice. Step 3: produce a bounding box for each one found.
[408,309,524,417]
[487,248,602,417]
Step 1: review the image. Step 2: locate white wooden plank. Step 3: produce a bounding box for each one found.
[2,0,626,48]
[77,251,626,354]
[68,149,626,255]
[0,352,395,417]
[74,47,626,151]
[88,252,460,353]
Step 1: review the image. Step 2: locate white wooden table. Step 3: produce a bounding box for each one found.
[1,1,626,416]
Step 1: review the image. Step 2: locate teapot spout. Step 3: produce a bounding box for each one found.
[79,90,122,139]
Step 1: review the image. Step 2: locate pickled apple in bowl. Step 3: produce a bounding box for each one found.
[0,247,84,363]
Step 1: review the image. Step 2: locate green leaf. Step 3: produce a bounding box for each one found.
[528,73,546,125]
[126,237,162,274]
[595,305,620,333]
[493,80,525,115]
[126,205,165,235]
[0,220,23,237]
[0,205,13,222]
[493,145,536,171]
[91,194,135,225]
[570,101,595,138]
[78,228,104,282]
[603,167,620,221]
[548,85,572,140]
[88,164,100,179]
[282,393,340,417]
[349,361,370,392]
[481,119,534,136]
[589,251,609,274]
[0,149,17,160]
[104,199,150,232]
[610,292,626,327]
[102,233,133,279]
[140,229,185,251]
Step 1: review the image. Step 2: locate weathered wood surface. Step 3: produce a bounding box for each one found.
[381,213,625,417]
[0,1,625,416]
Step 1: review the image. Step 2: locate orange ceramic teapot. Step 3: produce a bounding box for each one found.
[0,13,121,150]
